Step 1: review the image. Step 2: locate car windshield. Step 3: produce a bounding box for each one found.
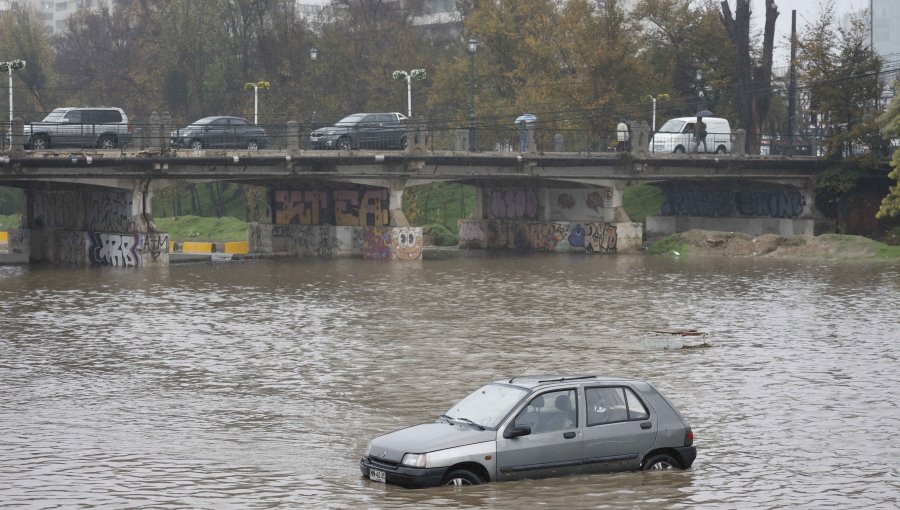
[335,114,365,126]
[658,119,686,133]
[42,110,68,122]
[444,383,529,429]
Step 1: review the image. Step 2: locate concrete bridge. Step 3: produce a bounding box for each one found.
[0,122,830,267]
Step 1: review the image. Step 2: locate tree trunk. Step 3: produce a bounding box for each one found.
[720,0,779,155]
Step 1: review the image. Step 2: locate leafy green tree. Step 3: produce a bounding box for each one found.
[797,4,882,157]
[634,0,735,120]
[0,6,58,119]
[876,86,900,219]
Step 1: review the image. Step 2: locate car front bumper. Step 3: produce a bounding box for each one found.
[359,456,446,489]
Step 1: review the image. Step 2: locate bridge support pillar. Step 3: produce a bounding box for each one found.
[19,183,169,267]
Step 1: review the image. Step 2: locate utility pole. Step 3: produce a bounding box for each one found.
[788,10,797,156]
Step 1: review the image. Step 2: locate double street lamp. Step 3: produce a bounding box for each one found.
[392,69,426,119]
[467,38,477,152]
[243,80,271,125]
[1,59,27,127]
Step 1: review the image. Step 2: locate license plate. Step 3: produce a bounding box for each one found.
[369,468,386,483]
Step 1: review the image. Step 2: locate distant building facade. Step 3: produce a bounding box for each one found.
[870,0,900,64]
[4,0,113,35]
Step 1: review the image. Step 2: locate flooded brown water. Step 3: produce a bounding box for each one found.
[1,255,899,509]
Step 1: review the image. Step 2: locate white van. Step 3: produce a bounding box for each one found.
[651,116,731,154]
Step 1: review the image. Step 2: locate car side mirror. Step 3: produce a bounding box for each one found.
[503,425,531,439]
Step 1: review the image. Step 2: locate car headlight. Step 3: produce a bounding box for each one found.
[400,453,427,468]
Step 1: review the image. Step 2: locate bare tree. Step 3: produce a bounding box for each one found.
[720,0,778,154]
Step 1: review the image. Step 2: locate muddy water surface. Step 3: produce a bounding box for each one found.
[1,255,898,509]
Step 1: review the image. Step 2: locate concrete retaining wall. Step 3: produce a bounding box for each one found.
[646,215,819,237]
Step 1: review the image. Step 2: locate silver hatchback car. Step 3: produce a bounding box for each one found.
[360,375,696,488]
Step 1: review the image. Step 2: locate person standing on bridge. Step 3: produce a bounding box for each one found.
[616,118,630,152]
[693,116,708,153]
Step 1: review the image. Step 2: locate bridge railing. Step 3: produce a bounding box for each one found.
[3,118,896,159]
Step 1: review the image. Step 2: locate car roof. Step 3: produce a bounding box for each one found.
[193,116,248,123]
[498,374,643,390]
[52,106,124,111]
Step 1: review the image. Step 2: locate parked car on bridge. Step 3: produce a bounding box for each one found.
[24,107,133,150]
[170,116,268,150]
[310,112,408,150]
[360,374,696,488]
[652,116,732,154]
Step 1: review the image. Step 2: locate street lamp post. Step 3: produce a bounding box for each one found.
[1,59,27,127]
[467,39,477,152]
[695,68,703,112]
[309,46,318,130]
[243,80,271,125]
[647,93,670,132]
[392,69,426,118]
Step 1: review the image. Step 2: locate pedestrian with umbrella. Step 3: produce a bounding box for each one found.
[516,113,537,153]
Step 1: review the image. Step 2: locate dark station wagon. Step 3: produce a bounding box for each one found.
[360,374,696,488]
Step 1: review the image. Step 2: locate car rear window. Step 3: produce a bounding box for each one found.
[92,110,123,123]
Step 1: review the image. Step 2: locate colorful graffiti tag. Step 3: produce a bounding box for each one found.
[460,220,617,253]
[275,189,389,226]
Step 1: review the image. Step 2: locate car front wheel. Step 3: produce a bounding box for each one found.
[30,134,50,150]
[674,145,685,154]
[247,140,259,150]
[642,453,680,471]
[338,137,352,151]
[442,469,483,486]
[715,145,727,154]
[97,135,116,149]
[190,139,204,150]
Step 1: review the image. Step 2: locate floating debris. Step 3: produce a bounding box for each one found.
[652,329,706,337]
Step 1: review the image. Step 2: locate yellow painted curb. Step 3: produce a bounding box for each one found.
[223,241,249,254]
[182,241,213,253]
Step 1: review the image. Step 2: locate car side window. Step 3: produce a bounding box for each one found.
[94,110,121,123]
[230,118,249,127]
[625,388,649,420]
[513,389,577,434]
[211,119,228,127]
[65,110,82,123]
[375,114,393,125]
[586,387,628,426]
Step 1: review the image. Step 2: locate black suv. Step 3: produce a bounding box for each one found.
[24,107,132,150]
[170,116,268,150]
[310,112,408,150]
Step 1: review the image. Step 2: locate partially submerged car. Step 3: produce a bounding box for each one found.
[360,374,696,488]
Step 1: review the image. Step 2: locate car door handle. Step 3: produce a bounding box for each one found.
[563,432,576,439]
[641,422,652,430]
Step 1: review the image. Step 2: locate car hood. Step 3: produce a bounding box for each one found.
[368,421,496,463]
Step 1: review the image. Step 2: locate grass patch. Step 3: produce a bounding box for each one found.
[622,184,664,223]
[646,233,687,256]
[423,223,458,246]
[154,215,249,242]
[0,214,21,230]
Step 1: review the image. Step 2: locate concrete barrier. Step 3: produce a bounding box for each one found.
[182,241,214,254]
[223,241,249,254]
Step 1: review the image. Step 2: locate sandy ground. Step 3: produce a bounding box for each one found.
[657,229,893,259]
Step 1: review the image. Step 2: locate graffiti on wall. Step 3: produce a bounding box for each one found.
[88,190,133,232]
[466,220,618,253]
[361,227,424,260]
[458,221,486,244]
[31,190,134,231]
[393,227,423,260]
[52,231,88,264]
[90,232,141,267]
[275,189,389,226]
[487,188,540,220]
[547,189,611,221]
[660,188,806,218]
[147,233,170,261]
